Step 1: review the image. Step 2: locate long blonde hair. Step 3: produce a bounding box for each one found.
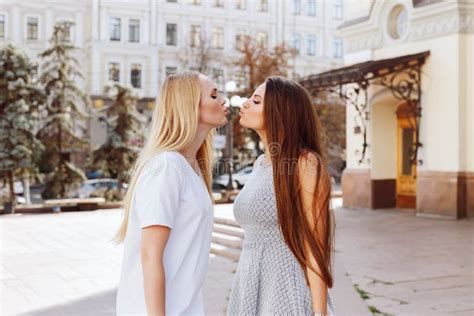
[113,72,214,244]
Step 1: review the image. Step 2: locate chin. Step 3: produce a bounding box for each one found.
[238,116,247,128]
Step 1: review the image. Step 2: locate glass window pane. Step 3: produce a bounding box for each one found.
[27,17,38,40]
[402,128,414,175]
[166,23,177,46]
[110,17,121,41]
[108,63,120,82]
[131,64,141,88]
[0,15,5,38]
[129,19,140,42]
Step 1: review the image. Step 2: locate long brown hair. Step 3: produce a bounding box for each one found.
[264,76,335,288]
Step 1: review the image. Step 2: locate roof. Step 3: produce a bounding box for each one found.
[299,51,430,90]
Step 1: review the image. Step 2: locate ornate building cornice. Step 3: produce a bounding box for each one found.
[341,2,474,54]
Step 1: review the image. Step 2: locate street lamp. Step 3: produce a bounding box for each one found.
[224,80,241,191]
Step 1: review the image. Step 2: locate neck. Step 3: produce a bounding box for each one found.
[256,129,271,159]
[180,125,210,161]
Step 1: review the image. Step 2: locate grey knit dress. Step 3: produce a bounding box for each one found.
[227,154,335,316]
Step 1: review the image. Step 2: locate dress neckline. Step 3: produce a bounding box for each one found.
[259,154,272,168]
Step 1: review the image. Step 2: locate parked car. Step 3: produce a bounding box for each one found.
[71,178,128,199]
[213,165,253,190]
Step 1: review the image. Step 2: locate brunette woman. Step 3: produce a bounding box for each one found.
[228,76,336,316]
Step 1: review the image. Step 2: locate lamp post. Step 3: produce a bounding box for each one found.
[224,81,248,190]
[224,81,236,190]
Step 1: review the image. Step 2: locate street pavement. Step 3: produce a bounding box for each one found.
[0,201,472,315]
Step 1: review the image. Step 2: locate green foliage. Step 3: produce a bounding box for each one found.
[37,21,91,199]
[0,44,45,203]
[89,84,146,186]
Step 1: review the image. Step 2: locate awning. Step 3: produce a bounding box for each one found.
[300,51,430,89]
[299,51,431,167]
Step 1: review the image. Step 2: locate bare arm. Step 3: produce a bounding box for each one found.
[298,154,328,314]
[141,225,171,316]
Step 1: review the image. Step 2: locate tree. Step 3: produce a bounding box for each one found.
[179,30,218,75]
[37,21,92,199]
[89,84,146,197]
[312,91,347,182]
[233,36,296,153]
[0,44,45,211]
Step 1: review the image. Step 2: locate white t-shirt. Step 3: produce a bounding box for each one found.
[116,151,214,316]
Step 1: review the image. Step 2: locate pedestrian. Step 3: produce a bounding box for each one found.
[228,76,336,316]
[114,71,228,315]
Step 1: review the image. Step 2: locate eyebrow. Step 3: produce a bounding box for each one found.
[254,94,261,98]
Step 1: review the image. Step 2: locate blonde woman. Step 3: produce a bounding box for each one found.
[114,72,228,315]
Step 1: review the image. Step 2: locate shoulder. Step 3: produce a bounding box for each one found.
[141,151,187,178]
[253,154,265,168]
[298,149,323,177]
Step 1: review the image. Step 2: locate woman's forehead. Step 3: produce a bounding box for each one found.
[200,75,216,90]
[255,83,266,95]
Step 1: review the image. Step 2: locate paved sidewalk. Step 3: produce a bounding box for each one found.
[1,204,472,315]
[0,209,238,315]
[334,207,474,315]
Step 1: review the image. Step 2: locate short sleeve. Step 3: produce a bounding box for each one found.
[133,157,184,229]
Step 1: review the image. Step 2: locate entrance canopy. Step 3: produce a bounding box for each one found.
[300,51,430,165]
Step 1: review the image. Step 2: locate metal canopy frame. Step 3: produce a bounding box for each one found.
[300,51,430,165]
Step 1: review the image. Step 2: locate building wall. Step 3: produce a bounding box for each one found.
[370,87,398,180]
[1,0,345,99]
[339,0,473,217]
[341,0,473,174]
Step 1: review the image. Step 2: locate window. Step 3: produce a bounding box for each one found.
[333,0,343,20]
[333,37,343,58]
[166,23,177,46]
[31,64,38,82]
[214,0,224,7]
[211,27,224,49]
[307,0,316,16]
[0,15,5,39]
[236,0,246,10]
[306,35,316,56]
[212,68,224,92]
[292,33,301,55]
[27,17,38,40]
[108,63,120,82]
[235,33,246,51]
[190,25,201,48]
[110,17,121,41]
[131,64,142,88]
[258,0,268,12]
[256,32,267,49]
[293,0,301,14]
[129,19,140,42]
[388,5,409,40]
[234,69,245,90]
[402,128,414,175]
[61,22,72,42]
[166,66,177,76]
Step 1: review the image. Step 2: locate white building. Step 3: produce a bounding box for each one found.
[301,0,473,219]
[1,0,345,102]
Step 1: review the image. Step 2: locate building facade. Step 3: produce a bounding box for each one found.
[302,0,473,219]
[0,0,345,99]
[1,0,346,150]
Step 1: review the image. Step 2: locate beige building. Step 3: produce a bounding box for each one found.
[301,0,473,219]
